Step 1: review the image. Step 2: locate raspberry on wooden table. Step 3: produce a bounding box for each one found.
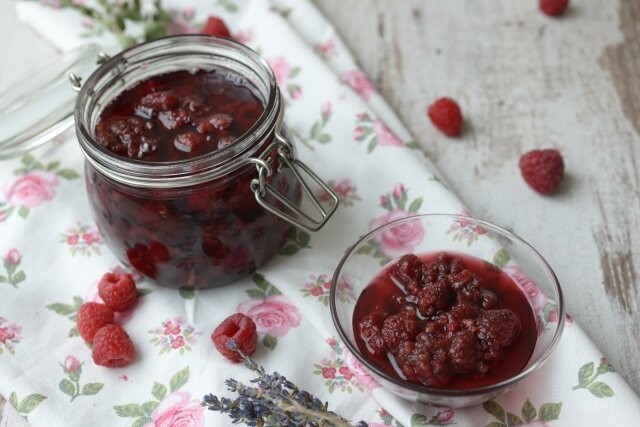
[519,148,565,194]
[76,302,115,343]
[539,0,569,17]
[211,313,258,363]
[427,97,463,137]
[98,272,138,312]
[92,324,136,367]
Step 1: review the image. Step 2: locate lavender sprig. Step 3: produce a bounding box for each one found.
[202,341,368,427]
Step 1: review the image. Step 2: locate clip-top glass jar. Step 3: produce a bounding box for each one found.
[73,35,338,289]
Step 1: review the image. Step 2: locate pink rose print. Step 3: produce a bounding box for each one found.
[372,118,403,147]
[321,101,332,120]
[436,408,455,423]
[310,287,323,296]
[164,321,181,336]
[268,56,292,85]
[5,249,20,265]
[0,317,21,355]
[234,30,254,44]
[290,87,303,99]
[151,392,204,427]
[353,126,365,140]
[61,223,104,257]
[504,266,548,314]
[301,273,355,306]
[5,171,58,208]
[322,367,336,379]
[315,37,336,57]
[447,209,486,246]
[237,295,301,338]
[343,349,380,391]
[369,209,425,258]
[149,317,200,355]
[317,178,361,207]
[315,339,366,393]
[392,183,405,200]
[64,355,81,373]
[341,69,376,100]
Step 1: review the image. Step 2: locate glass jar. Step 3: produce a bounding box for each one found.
[73,35,338,289]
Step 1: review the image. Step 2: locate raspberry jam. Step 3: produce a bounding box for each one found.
[353,252,537,390]
[94,70,264,161]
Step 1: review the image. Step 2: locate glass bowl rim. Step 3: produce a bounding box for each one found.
[329,213,565,397]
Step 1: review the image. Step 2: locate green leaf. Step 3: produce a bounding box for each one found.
[46,303,77,316]
[68,326,79,337]
[406,141,421,150]
[408,198,423,213]
[137,288,153,297]
[169,367,190,392]
[483,400,506,423]
[538,402,562,421]
[131,417,153,427]
[521,398,536,422]
[18,206,29,218]
[493,249,511,269]
[81,383,103,396]
[151,381,167,401]
[57,168,80,180]
[11,270,25,285]
[9,392,18,409]
[18,394,47,414]
[142,400,160,415]
[367,138,377,154]
[263,334,277,350]
[73,296,84,307]
[59,379,76,397]
[298,231,311,247]
[410,413,428,427]
[310,122,320,139]
[0,275,7,283]
[31,161,44,170]
[246,289,266,299]
[587,381,615,398]
[317,133,332,143]
[485,422,506,427]
[506,412,524,426]
[21,154,35,166]
[252,273,270,291]
[46,161,60,171]
[178,287,195,300]
[114,403,146,418]
[279,244,299,255]
[578,362,595,387]
[290,66,301,78]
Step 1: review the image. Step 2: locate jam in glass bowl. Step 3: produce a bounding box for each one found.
[74,35,337,289]
[330,214,564,408]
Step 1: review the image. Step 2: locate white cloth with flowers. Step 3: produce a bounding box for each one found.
[2,0,639,426]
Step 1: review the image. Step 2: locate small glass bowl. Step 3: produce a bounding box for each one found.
[330,214,565,408]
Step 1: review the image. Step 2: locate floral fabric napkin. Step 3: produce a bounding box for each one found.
[2,0,639,426]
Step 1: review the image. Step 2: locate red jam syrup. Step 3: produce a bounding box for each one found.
[353,252,537,390]
[87,69,299,288]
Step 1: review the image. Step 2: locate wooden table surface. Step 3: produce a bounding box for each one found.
[1,0,639,424]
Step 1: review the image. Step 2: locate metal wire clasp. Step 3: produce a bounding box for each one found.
[249,93,339,232]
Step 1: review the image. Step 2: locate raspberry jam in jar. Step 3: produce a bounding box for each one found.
[353,252,537,390]
[74,36,338,289]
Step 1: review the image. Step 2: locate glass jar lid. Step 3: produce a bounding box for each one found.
[0,43,102,159]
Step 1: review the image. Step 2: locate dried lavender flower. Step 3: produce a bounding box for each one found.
[202,340,368,427]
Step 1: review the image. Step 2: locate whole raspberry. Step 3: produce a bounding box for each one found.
[92,324,135,367]
[427,97,463,136]
[98,272,138,312]
[539,0,569,16]
[211,313,258,363]
[77,302,115,343]
[519,148,565,194]
[201,16,231,38]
